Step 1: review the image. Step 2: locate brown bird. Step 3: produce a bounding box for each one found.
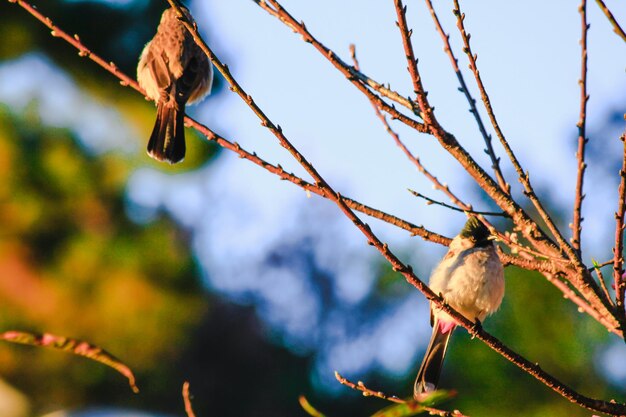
[137,2,213,164]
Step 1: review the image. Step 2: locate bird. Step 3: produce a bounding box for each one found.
[137,1,213,164]
[413,217,504,399]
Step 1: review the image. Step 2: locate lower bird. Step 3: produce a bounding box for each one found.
[414,217,504,399]
[137,1,213,164]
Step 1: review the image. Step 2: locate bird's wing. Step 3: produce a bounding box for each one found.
[146,50,174,94]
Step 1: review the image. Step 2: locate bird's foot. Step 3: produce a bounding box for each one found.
[470,318,482,338]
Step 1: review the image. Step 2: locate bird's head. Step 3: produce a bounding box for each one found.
[162,0,193,24]
[459,217,492,247]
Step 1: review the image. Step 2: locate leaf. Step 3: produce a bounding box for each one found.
[1,330,139,393]
[370,390,456,417]
[370,401,425,417]
[298,395,327,417]
[415,389,456,406]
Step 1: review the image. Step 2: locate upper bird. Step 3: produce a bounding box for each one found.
[137,2,213,164]
[414,217,504,399]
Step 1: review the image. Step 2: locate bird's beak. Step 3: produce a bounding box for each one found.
[488,235,498,241]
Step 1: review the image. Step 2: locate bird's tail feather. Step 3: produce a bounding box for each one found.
[147,102,186,164]
[413,318,454,400]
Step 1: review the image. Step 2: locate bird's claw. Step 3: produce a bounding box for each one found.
[470,318,482,338]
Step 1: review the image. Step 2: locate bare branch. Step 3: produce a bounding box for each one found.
[408,189,507,217]
[334,371,406,404]
[182,382,197,417]
[572,0,590,253]
[391,0,571,262]
[5,0,551,276]
[451,0,616,317]
[392,0,437,127]
[350,44,555,274]
[594,0,626,43]
[613,133,626,316]
[350,44,476,217]
[423,0,510,194]
[334,372,469,417]
[591,260,615,308]
[252,0,429,133]
[451,0,571,257]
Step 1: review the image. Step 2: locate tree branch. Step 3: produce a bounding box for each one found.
[572,0,590,254]
[594,0,626,43]
[450,0,572,260]
[408,189,507,217]
[182,382,197,417]
[423,0,510,195]
[613,133,626,319]
[451,0,616,319]
[252,0,430,133]
[334,371,405,404]
[392,0,438,128]
[349,43,557,274]
[592,259,616,307]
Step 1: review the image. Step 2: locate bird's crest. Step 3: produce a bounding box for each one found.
[460,217,490,243]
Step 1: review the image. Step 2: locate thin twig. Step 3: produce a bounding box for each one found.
[572,0,590,254]
[337,373,470,417]
[592,260,615,308]
[408,189,507,217]
[349,44,557,273]
[182,382,197,417]
[613,133,626,316]
[350,45,474,215]
[334,371,405,404]
[393,0,556,254]
[252,0,429,133]
[392,0,437,128]
[251,3,420,115]
[451,0,571,259]
[334,372,469,417]
[423,0,510,195]
[594,0,626,43]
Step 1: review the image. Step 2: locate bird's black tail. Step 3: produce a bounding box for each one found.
[147,102,186,164]
[414,318,454,400]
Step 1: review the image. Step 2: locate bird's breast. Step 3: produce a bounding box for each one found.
[429,246,504,322]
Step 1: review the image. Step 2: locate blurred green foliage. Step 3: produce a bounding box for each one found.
[0,104,207,411]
